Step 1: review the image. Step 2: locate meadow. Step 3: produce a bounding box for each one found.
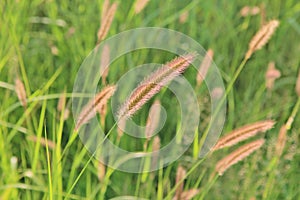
[0,0,300,199]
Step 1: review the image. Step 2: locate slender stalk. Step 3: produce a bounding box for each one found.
[65,122,118,199]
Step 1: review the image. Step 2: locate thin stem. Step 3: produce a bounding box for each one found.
[65,122,118,199]
[286,97,300,130]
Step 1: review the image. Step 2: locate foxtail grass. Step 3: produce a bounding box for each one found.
[145,100,161,139]
[245,20,279,60]
[97,2,118,43]
[295,70,300,97]
[213,120,275,151]
[100,44,110,85]
[75,85,116,130]
[134,0,150,14]
[216,139,265,176]
[240,6,260,17]
[117,53,196,119]
[15,78,27,108]
[265,61,281,90]
[196,48,214,86]
[275,125,287,157]
[174,165,186,200]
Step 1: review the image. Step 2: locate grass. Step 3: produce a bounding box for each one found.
[1,0,300,199]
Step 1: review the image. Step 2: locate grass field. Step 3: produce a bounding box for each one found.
[1,0,300,199]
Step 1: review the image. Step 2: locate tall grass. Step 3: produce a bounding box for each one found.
[0,0,299,199]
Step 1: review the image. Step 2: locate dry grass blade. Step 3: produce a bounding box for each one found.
[175,165,186,200]
[245,20,279,60]
[117,53,196,119]
[275,125,287,157]
[196,48,214,86]
[216,139,265,176]
[75,85,116,130]
[213,120,274,151]
[145,100,161,139]
[134,0,150,14]
[295,71,300,97]
[97,2,118,43]
[15,78,27,108]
